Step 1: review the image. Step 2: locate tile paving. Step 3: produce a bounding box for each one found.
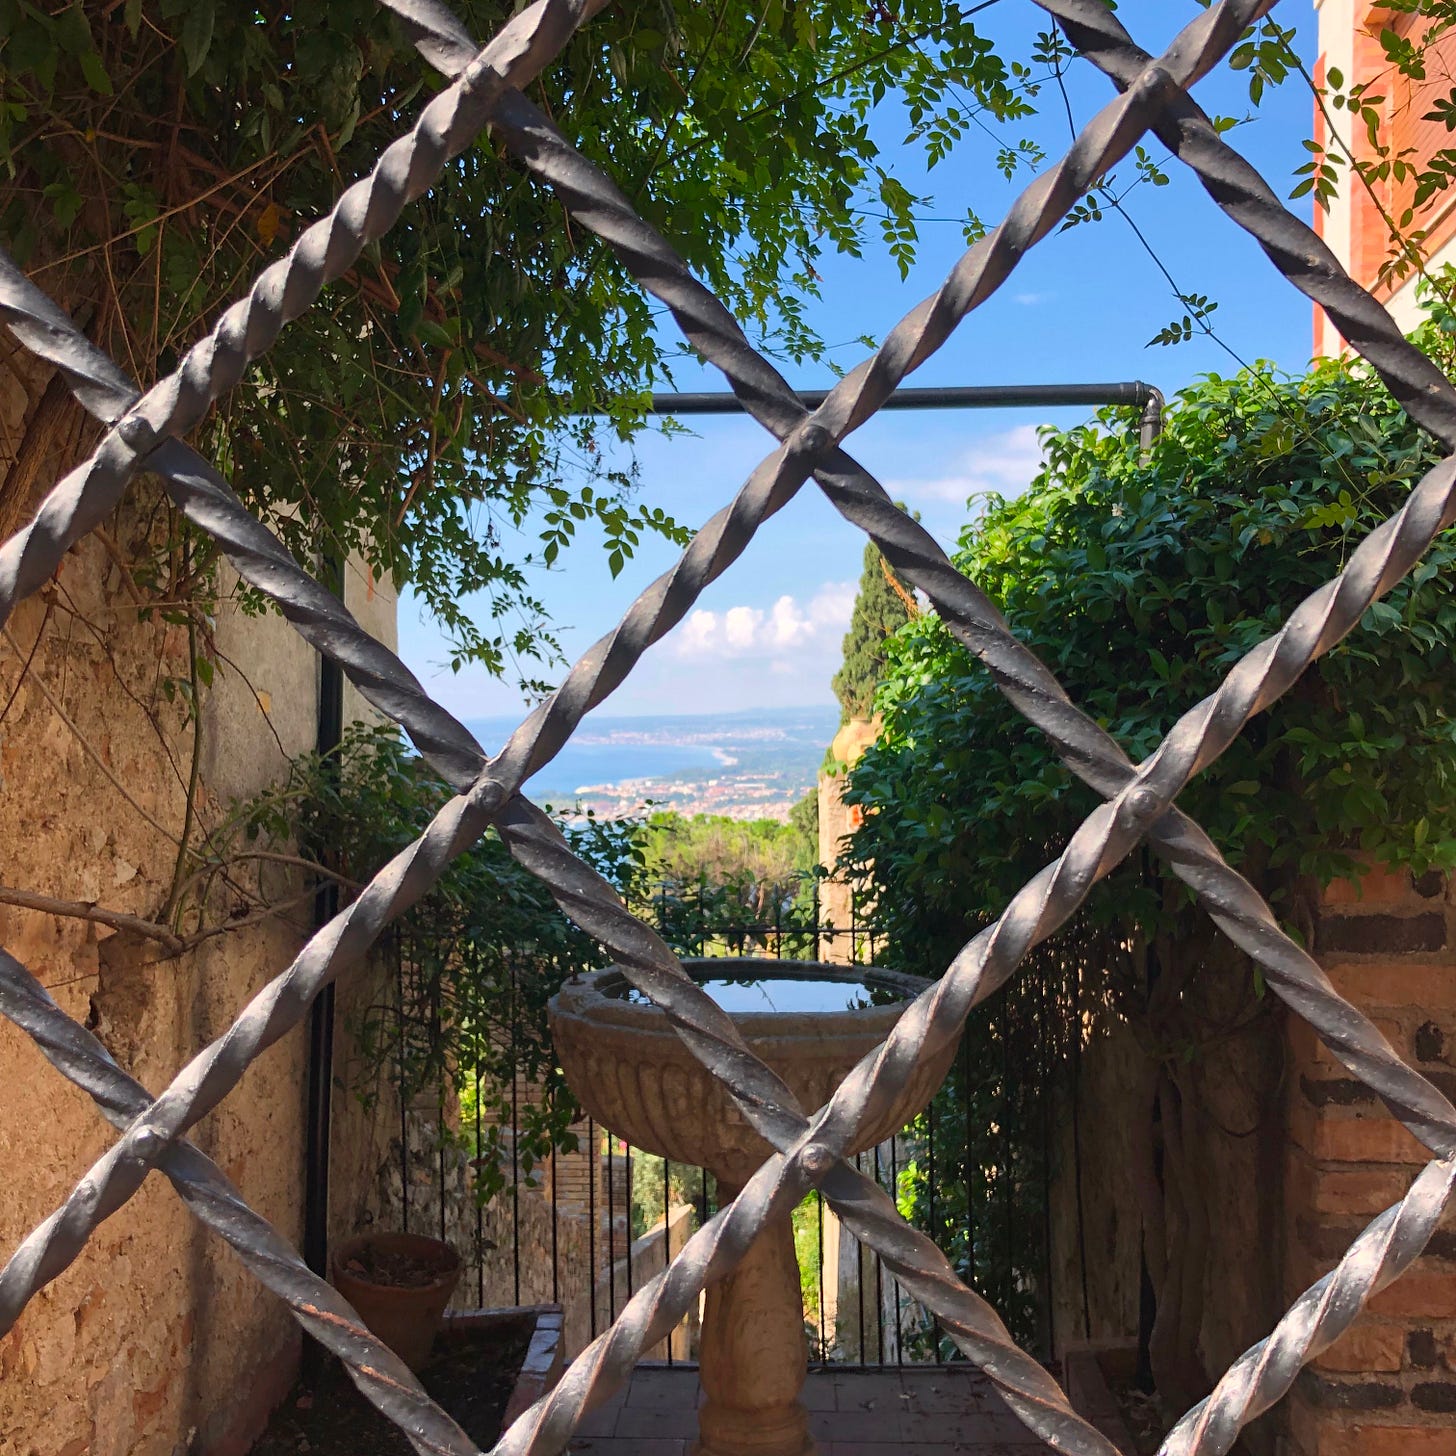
[565,1363,1051,1455]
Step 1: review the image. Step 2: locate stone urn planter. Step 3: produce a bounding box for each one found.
[332,1231,462,1371]
[548,958,959,1456]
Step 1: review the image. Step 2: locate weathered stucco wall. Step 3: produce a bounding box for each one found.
[0,336,397,1454]
[0,541,314,1456]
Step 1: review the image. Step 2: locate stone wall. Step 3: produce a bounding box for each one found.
[0,541,312,1456]
[591,1203,698,1362]
[0,338,397,1455]
[817,717,878,964]
[1283,864,1456,1456]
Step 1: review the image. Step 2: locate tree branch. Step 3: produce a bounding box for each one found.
[0,882,183,953]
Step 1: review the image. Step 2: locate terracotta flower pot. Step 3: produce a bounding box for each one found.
[331,1232,462,1371]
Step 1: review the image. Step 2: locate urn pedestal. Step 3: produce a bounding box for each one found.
[548,959,958,1456]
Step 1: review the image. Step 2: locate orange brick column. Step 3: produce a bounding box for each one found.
[1283,863,1456,1456]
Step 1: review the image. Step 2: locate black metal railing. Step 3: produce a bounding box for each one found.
[371,885,984,1366]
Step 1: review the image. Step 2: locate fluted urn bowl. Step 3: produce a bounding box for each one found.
[548,958,959,1456]
[549,958,952,1182]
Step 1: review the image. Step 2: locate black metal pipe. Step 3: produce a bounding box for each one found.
[302,555,344,1377]
[599,382,1166,456]
[644,381,1162,418]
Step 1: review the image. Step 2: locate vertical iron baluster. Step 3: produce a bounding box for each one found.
[961,1032,975,1295]
[855,1148,866,1365]
[607,1130,617,1323]
[625,1142,634,1305]
[890,1133,903,1366]
[867,1135,879,1362]
[815,1191,827,1363]
[587,1114,598,1340]
[872,1140,885,1364]
[550,1090,560,1306]
[927,1085,942,1363]
[511,960,521,1307]
[1040,963,1055,1358]
[434,982,446,1253]
[1001,1000,1014,1330]
[397,945,409,1235]
[664,1159,674,1366]
[1073,959,1091,1341]
[475,1056,484,1307]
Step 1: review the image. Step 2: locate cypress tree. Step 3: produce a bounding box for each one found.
[831,542,916,723]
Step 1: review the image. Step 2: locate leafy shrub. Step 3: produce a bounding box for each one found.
[845,303,1456,1362]
[849,325,1456,972]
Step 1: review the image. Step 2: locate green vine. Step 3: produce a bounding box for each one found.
[844,287,1456,1375]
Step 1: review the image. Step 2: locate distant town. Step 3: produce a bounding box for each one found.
[552,772,808,821]
[466,706,836,822]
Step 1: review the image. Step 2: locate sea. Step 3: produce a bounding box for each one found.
[463,704,839,804]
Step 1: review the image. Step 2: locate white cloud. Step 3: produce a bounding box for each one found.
[885,423,1045,509]
[1014,291,1051,306]
[679,610,720,654]
[673,582,855,661]
[723,604,761,648]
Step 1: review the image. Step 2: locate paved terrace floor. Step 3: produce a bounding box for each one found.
[566,1363,1054,1455]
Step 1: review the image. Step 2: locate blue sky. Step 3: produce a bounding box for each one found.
[397,0,1326,724]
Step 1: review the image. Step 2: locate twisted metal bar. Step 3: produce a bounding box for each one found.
[1164,1156,1456,1456]
[0,2,1450,1456]
[1038,0,1456,450]
[0,253,489,790]
[459,10,1456,1446]
[0,239,1123,1438]
[394,0,1456,1216]
[484,65,1456,1153]
[0,950,479,1456]
[417,0,1432,1170]
[0,0,601,631]
[0,777,506,1323]
[494,795,1118,1455]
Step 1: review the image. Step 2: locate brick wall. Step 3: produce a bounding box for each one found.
[1315,1,1456,346]
[1282,861,1456,1455]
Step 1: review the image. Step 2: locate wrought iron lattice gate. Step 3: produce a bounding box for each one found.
[3,1,1456,1453]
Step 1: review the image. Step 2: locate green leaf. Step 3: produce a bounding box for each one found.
[53,6,93,57]
[181,0,215,76]
[80,51,113,96]
[414,318,453,349]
